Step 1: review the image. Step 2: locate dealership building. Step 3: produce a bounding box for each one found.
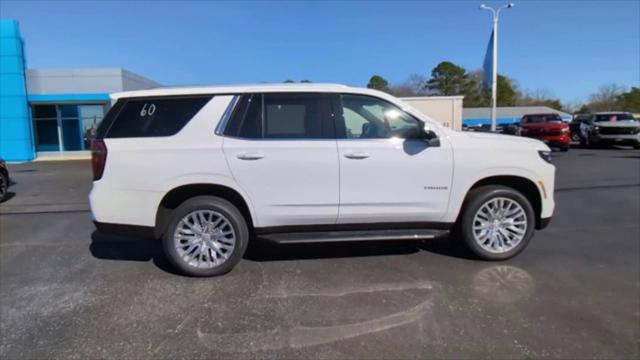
[0,20,159,162]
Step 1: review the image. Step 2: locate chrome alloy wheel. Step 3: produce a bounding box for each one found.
[472,197,527,254]
[173,210,236,268]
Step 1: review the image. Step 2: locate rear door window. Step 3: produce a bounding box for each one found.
[103,96,212,138]
[223,93,334,139]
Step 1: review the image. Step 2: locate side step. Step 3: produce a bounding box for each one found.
[258,229,450,244]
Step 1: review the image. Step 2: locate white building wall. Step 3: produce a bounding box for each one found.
[400,96,464,130]
[26,68,160,94]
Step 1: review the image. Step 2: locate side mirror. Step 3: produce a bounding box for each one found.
[423,124,440,146]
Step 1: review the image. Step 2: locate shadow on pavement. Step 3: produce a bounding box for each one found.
[244,238,421,262]
[89,231,180,275]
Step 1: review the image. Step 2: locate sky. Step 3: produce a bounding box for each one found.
[1,0,639,104]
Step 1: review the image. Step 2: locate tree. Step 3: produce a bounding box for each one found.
[283,79,295,83]
[516,88,565,111]
[388,74,429,97]
[425,61,476,96]
[300,79,312,83]
[616,87,640,112]
[367,75,391,93]
[587,83,626,111]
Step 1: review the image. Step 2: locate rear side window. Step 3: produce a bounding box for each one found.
[103,96,212,138]
[223,93,334,139]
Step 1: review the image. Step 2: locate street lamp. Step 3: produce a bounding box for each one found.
[480,3,514,132]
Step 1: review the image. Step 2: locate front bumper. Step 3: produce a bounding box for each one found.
[591,134,640,145]
[526,134,571,147]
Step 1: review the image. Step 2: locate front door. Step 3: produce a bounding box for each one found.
[334,94,453,224]
[223,93,339,228]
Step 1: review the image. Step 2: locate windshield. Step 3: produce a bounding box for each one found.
[595,113,635,122]
[522,114,562,123]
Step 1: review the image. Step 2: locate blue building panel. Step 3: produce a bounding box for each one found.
[0,19,34,161]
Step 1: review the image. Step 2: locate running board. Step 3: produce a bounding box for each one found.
[258,229,449,244]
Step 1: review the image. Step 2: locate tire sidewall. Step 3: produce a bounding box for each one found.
[163,196,249,277]
[460,186,536,260]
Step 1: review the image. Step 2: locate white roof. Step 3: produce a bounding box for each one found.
[111,83,370,100]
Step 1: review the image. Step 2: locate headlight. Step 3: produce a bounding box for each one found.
[593,126,600,132]
[561,127,569,133]
[538,150,552,163]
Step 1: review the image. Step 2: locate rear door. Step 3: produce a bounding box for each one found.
[222,93,339,228]
[334,94,453,224]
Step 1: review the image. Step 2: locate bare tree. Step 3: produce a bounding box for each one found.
[587,83,627,111]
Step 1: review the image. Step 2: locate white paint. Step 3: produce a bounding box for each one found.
[90,84,555,230]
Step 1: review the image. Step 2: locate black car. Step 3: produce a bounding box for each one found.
[0,157,9,202]
[570,114,591,142]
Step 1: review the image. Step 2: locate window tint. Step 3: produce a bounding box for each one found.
[224,93,334,139]
[595,113,635,122]
[104,96,211,138]
[521,114,562,123]
[339,94,423,139]
[264,93,331,139]
[224,94,262,138]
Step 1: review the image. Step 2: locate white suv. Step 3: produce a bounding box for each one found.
[90,84,555,276]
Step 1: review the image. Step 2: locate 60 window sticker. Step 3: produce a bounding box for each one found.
[139,103,156,117]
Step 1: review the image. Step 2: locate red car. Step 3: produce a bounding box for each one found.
[519,113,571,151]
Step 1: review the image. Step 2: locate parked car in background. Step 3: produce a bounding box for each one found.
[579,112,640,149]
[519,113,571,151]
[570,114,591,142]
[90,84,555,277]
[0,157,10,202]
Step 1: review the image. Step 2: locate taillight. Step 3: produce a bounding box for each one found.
[91,139,107,180]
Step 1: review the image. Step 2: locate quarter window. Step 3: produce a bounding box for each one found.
[104,96,212,138]
[339,94,423,139]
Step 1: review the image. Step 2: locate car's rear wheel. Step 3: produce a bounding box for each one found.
[163,196,248,277]
[458,185,535,260]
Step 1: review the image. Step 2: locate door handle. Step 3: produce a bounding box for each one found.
[237,152,264,160]
[344,152,370,159]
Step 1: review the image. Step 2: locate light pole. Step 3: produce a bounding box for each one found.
[480,3,514,132]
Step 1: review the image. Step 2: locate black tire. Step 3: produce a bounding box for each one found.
[162,196,249,277]
[560,146,570,152]
[633,143,640,150]
[457,185,536,260]
[571,132,581,142]
[0,171,7,202]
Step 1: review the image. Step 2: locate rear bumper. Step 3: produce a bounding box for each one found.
[93,221,156,239]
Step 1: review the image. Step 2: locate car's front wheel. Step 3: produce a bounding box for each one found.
[458,185,535,260]
[163,196,249,277]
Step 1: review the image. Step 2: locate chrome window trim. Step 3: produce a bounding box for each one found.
[214,95,240,136]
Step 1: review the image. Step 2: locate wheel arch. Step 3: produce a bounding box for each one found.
[458,175,544,229]
[155,183,255,238]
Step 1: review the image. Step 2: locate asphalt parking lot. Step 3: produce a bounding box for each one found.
[1,148,639,359]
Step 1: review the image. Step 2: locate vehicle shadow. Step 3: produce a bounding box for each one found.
[89,231,477,271]
[244,238,421,262]
[88,231,182,275]
[416,235,477,261]
[0,192,16,204]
